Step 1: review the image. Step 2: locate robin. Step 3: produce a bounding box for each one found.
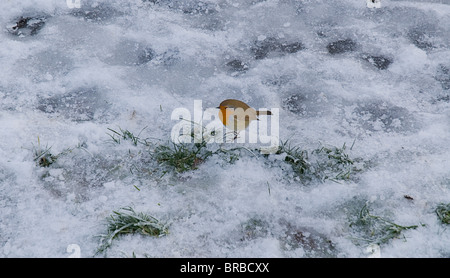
[217,99,272,137]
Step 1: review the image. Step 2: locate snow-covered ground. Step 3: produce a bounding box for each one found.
[1,0,449,258]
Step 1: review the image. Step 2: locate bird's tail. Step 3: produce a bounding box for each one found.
[256,110,272,116]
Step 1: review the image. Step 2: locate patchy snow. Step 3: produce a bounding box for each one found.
[1,0,450,257]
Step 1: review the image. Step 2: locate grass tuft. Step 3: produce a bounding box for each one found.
[275,140,359,183]
[152,140,213,173]
[276,140,312,180]
[32,136,79,167]
[349,203,419,245]
[312,142,355,182]
[435,203,450,225]
[97,206,168,254]
[107,127,150,146]
[105,125,244,177]
[32,137,57,167]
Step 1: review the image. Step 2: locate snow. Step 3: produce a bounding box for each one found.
[1,0,450,258]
